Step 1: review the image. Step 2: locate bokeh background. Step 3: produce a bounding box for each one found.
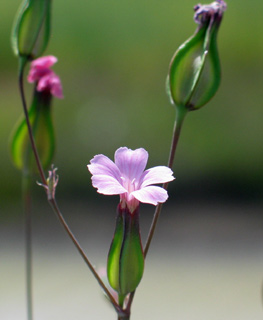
[1,0,263,319]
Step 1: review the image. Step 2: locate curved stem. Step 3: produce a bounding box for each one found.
[18,57,47,186]
[17,57,124,316]
[18,58,43,320]
[144,106,187,257]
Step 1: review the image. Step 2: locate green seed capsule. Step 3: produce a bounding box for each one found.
[167,0,227,110]
[107,205,144,297]
[12,0,51,59]
[10,90,55,172]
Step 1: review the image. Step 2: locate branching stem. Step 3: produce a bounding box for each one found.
[18,56,125,317]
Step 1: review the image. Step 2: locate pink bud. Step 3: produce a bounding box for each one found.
[37,73,64,99]
[27,55,63,99]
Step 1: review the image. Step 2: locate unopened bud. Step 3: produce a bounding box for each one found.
[46,165,58,200]
[11,0,52,59]
[167,0,227,110]
[10,90,55,172]
[37,165,58,200]
[10,56,63,173]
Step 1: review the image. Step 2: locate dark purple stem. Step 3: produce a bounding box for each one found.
[18,57,47,186]
[18,57,124,316]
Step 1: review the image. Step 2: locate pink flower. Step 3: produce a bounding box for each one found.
[87,147,175,213]
[27,55,63,99]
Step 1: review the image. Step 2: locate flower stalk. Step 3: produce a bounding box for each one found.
[145,0,227,258]
[126,0,226,312]
[144,105,187,257]
[17,67,122,315]
[88,147,175,316]
[47,197,123,314]
[18,65,47,186]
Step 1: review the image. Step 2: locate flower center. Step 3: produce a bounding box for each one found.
[120,176,137,194]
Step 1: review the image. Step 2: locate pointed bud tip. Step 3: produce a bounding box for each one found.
[194,0,227,26]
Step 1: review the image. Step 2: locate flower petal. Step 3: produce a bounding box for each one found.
[28,56,58,83]
[131,186,169,206]
[28,68,51,83]
[88,154,122,179]
[49,74,64,99]
[36,73,63,99]
[31,55,58,69]
[91,175,127,195]
[140,166,175,188]
[88,154,127,195]
[114,147,148,181]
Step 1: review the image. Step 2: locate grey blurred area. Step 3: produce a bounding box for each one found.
[1,200,263,319]
[1,0,263,319]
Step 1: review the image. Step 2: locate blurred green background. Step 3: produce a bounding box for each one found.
[1,0,263,210]
[1,1,263,320]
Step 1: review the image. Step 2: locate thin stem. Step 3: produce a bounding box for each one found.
[118,298,130,320]
[125,106,187,311]
[17,57,124,316]
[47,197,122,314]
[18,57,43,320]
[144,106,187,257]
[118,294,125,309]
[118,315,130,320]
[125,291,134,314]
[18,57,47,186]
[22,173,33,320]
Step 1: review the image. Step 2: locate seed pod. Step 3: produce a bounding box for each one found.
[167,0,227,110]
[107,204,144,297]
[12,0,51,59]
[10,90,55,172]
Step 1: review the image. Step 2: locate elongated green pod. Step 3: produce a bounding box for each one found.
[12,0,51,59]
[10,90,55,172]
[107,205,144,297]
[167,0,226,110]
[107,206,124,293]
